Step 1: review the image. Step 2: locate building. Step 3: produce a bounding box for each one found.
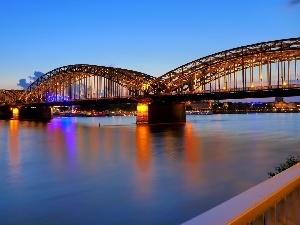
[275,97,284,102]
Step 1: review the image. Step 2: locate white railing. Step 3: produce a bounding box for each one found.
[183,163,300,225]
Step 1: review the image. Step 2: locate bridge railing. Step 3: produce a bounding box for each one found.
[183,163,300,225]
[171,84,300,96]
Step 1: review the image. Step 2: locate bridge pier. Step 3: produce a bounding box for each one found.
[136,101,186,124]
[19,106,53,121]
[0,105,13,119]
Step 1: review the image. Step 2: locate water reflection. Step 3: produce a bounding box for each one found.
[3,114,300,225]
[134,123,206,200]
[135,125,153,199]
[119,125,131,160]
[47,119,71,166]
[148,124,186,158]
[52,119,77,168]
[103,126,113,160]
[183,122,204,191]
[184,122,202,163]
[8,120,20,183]
[136,125,152,171]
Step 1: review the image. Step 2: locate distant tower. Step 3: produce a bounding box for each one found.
[275,97,284,102]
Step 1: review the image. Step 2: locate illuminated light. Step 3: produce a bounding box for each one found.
[142,83,149,90]
[12,108,19,119]
[251,83,254,88]
[283,81,287,86]
[136,103,149,124]
[137,103,148,113]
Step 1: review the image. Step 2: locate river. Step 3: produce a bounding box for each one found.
[1,113,300,224]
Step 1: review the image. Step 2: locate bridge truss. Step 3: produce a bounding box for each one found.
[0,90,24,105]
[19,64,155,103]
[153,37,300,95]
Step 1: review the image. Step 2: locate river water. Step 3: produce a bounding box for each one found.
[1,113,300,225]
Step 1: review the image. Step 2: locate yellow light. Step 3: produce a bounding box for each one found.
[13,108,19,114]
[142,83,149,90]
[283,81,287,86]
[136,103,149,124]
[137,103,148,113]
[12,108,19,119]
[251,83,254,88]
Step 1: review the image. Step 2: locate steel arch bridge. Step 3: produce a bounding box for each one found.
[19,64,156,103]
[153,37,300,94]
[1,37,300,105]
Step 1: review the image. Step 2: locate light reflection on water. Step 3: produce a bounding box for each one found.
[8,120,20,184]
[1,114,300,224]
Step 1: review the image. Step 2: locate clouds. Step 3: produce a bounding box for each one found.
[288,0,300,6]
[17,71,44,90]
[29,71,44,81]
[17,79,30,90]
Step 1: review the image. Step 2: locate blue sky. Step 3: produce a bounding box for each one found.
[0,0,299,92]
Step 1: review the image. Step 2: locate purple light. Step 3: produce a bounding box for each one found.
[46,93,70,102]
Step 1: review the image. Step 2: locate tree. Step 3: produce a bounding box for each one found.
[268,155,300,177]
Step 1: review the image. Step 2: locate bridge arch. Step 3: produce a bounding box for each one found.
[155,37,300,94]
[19,64,156,103]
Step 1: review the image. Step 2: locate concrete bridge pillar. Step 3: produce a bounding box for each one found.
[136,101,186,124]
[0,105,13,119]
[19,105,53,121]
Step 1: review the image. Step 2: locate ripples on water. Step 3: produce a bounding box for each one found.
[1,113,300,224]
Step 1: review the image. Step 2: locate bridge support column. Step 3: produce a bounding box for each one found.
[0,106,13,119]
[19,106,53,121]
[136,102,186,125]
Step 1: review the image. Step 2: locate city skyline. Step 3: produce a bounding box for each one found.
[0,0,299,93]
